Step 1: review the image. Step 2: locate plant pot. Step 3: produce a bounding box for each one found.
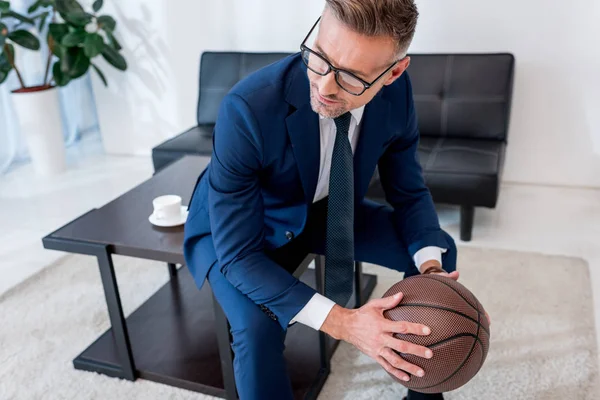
[11,85,67,176]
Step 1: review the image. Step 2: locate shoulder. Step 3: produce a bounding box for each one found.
[380,71,415,130]
[227,53,302,111]
[381,70,412,106]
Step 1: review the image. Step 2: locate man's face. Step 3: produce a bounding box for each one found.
[307,9,410,118]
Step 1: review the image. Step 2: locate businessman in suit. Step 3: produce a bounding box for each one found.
[183,1,475,399]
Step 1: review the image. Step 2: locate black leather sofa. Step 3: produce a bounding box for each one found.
[152,52,515,242]
[151,52,291,172]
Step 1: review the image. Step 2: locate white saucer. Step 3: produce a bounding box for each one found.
[149,206,189,227]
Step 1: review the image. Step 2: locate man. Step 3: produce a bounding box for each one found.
[184,1,469,399]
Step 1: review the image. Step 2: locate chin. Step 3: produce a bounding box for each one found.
[309,89,346,119]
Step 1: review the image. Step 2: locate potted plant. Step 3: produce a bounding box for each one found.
[0,0,126,175]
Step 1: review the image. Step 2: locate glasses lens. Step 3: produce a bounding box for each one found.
[302,49,329,75]
[337,71,366,95]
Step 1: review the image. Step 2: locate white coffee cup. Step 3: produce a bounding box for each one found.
[152,195,182,222]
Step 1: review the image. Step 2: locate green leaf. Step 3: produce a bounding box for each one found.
[97,15,116,32]
[3,10,35,25]
[48,23,69,43]
[36,11,50,31]
[0,67,11,84]
[61,30,86,47]
[0,49,11,86]
[61,11,93,27]
[91,63,107,86]
[55,0,84,14]
[63,46,90,79]
[0,49,11,72]
[0,1,9,11]
[27,0,43,14]
[0,22,7,50]
[92,0,103,12]
[0,52,12,66]
[105,30,121,51]
[101,44,126,71]
[47,32,66,58]
[52,60,70,86]
[83,32,103,58]
[9,29,41,50]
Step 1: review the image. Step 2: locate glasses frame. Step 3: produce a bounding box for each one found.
[300,17,401,96]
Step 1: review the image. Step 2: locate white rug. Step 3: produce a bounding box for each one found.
[0,247,597,400]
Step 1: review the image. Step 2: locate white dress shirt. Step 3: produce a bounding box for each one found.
[289,106,445,330]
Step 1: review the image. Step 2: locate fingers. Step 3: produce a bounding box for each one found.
[380,348,426,379]
[376,354,411,382]
[369,292,403,310]
[386,337,433,360]
[485,310,491,325]
[427,270,459,281]
[384,319,431,336]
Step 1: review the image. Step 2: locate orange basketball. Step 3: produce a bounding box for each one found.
[382,274,490,393]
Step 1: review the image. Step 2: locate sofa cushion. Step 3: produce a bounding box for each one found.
[420,137,505,207]
[367,137,505,208]
[407,54,514,141]
[152,125,214,171]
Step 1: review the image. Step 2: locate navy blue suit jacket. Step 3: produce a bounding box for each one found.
[183,53,449,329]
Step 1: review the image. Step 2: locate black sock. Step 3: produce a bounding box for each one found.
[406,390,444,400]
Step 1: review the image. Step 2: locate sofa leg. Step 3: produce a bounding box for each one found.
[460,206,475,242]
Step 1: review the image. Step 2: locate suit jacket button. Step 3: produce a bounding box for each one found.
[285,231,294,240]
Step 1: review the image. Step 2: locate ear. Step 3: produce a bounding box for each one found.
[383,56,411,86]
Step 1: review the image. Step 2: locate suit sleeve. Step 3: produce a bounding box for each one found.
[207,93,316,329]
[377,73,450,257]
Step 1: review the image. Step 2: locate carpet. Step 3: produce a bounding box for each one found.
[0,247,597,400]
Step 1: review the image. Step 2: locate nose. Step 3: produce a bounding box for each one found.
[316,70,339,98]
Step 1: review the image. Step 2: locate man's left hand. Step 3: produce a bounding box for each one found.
[426,268,460,281]
[419,259,460,281]
[419,260,490,325]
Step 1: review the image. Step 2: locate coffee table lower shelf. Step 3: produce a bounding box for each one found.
[72,266,377,399]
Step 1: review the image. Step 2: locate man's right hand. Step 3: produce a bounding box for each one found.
[320,293,433,382]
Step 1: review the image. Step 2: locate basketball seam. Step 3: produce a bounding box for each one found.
[414,334,481,391]
[473,296,489,372]
[473,292,483,373]
[417,275,480,312]
[426,332,480,349]
[396,303,491,336]
[411,276,489,341]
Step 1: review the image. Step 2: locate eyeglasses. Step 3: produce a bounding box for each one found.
[300,17,400,96]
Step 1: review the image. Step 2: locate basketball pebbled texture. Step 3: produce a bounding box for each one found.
[382,274,490,394]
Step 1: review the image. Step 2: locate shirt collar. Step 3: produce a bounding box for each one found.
[319,105,366,126]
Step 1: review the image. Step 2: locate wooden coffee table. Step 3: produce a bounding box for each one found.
[42,155,377,399]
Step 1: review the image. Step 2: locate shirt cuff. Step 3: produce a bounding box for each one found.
[414,246,447,271]
[289,293,336,330]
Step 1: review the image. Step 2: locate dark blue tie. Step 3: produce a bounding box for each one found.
[325,112,354,306]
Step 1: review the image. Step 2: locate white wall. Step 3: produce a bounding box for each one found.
[93,0,324,156]
[412,0,600,187]
[96,0,600,188]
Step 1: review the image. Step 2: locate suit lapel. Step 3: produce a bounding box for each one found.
[286,104,320,203]
[353,93,392,200]
[285,64,321,203]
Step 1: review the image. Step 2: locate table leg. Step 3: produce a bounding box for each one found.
[354,261,365,308]
[314,255,331,371]
[167,263,177,278]
[96,246,137,381]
